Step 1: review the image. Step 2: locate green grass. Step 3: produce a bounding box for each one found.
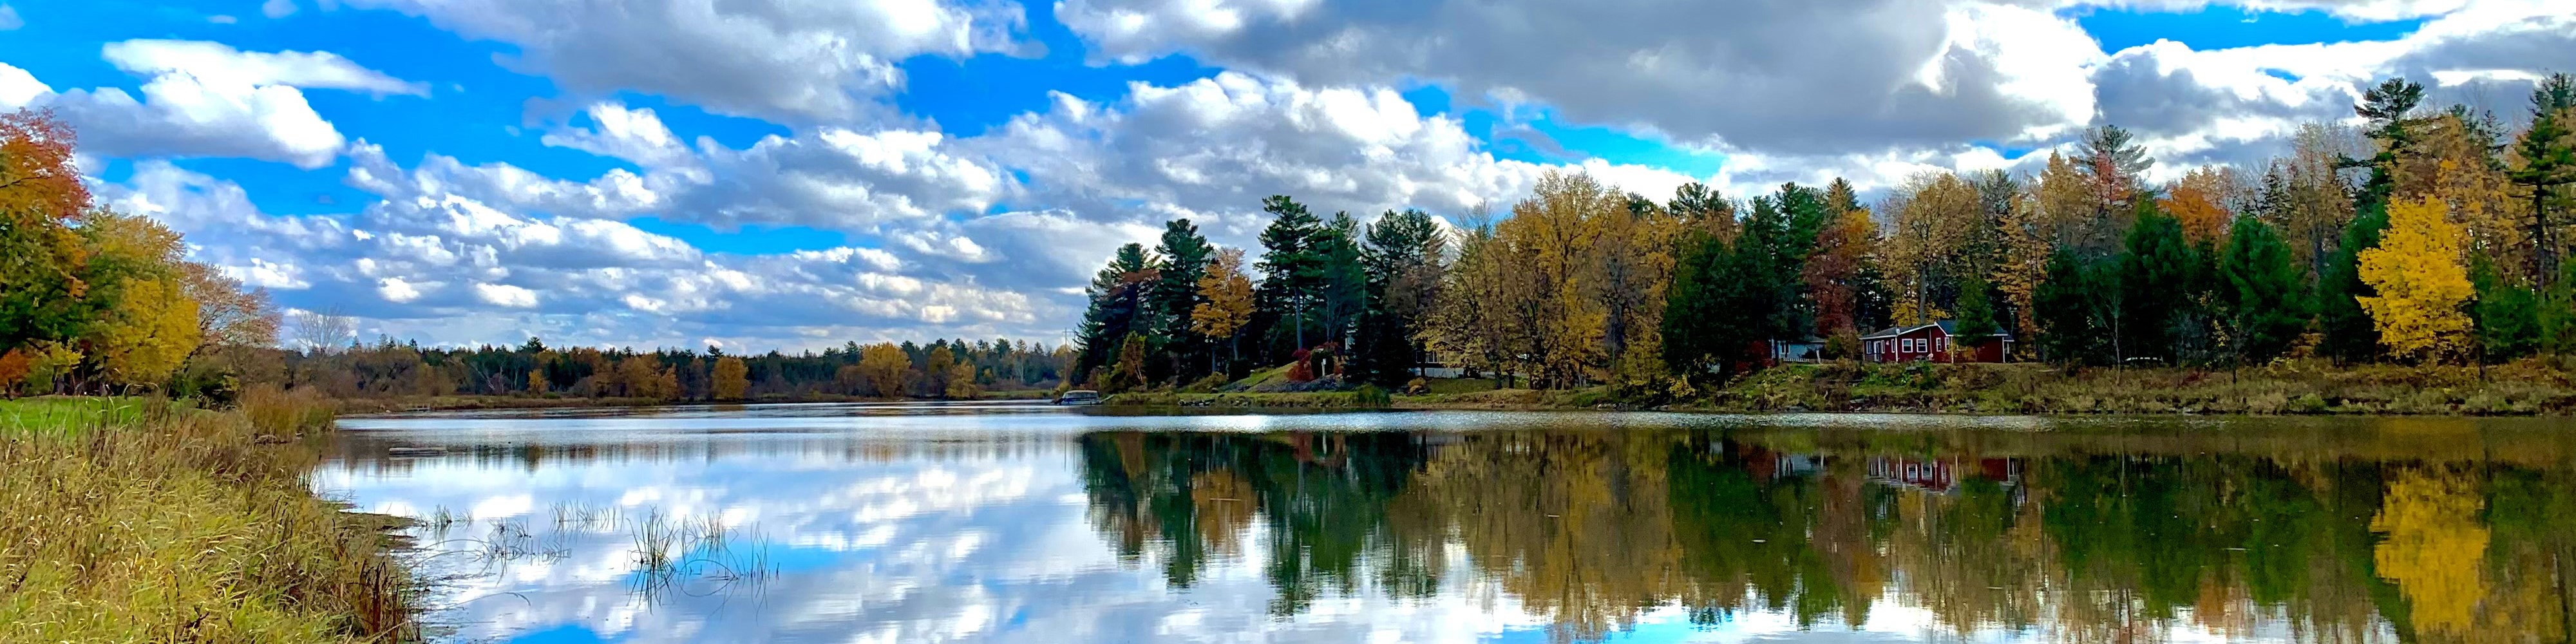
[0,396,153,436]
[0,396,413,642]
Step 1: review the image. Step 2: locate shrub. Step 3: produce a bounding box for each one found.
[1352,384,1392,408]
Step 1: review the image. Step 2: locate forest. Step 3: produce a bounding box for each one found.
[1072,74,2576,397]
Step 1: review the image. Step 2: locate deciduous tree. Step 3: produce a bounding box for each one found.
[711,355,750,400]
[2358,197,2474,362]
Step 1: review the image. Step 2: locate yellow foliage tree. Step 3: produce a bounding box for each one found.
[90,276,202,388]
[1886,173,1980,325]
[711,355,749,400]
[856,343,911,397]
[1191,247,1255,368]
[2358,196,2475,362]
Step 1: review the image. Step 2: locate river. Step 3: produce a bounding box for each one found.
[312,402,2576,643]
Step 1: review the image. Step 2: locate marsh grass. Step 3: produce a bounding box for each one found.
[0,399,414,643]
[243,384,337,435]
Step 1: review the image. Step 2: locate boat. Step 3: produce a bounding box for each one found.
[1054,390,1103,406]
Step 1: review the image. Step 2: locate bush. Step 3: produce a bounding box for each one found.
[1179,373,1231,393]
[1352,384,1392,408]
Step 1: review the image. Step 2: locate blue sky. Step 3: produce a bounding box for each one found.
[1,0,2566,351]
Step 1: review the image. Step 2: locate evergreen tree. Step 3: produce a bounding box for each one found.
[1150,218,1215,380]
[2034,249,2108,364]
[1663,231,1777,379]
[1254,196,1326,359]
[2470,256,2539,361]
[2219,215,2312,364]
[2510,73,2576,281]
[1951,274,1998,350]
[1315,212,1369,352]
[1075,243,1155,379]
[2116,206,2195,362]
[2318,204,2390,363]
[1354,209,1442,384]
[2345,77,2427,213]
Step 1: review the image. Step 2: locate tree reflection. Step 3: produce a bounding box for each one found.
[1077,420,2576,642]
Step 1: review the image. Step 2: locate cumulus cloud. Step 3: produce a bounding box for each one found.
[981,72,1707,246]
[1056,0,2104,156]
[93,161,1047,350]
[17,40,421,168]
[338,0,1023,122]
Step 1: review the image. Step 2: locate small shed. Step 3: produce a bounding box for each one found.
[1860,321,2012,363]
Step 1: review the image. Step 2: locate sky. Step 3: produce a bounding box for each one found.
[1,0,2570,353]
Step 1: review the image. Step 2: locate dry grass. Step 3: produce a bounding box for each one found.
[1710,358,2576,415]
[0,399,413,643]
[242,384,337,435]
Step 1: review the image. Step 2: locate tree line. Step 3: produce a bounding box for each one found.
[0,109,1076,401]
[1074,74,2576,394]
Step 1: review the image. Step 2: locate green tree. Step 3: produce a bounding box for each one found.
[1355,209,1443,384]
[1663,231,1776,379]
[2116,207,2196,362]
[2219,215,2313,364]
[2510,73,2575,280]
[2034,249,2110,364]
[1076,243,1155,378]
[1255,196,1327,357]
[1951,274,1998,350]
[1150,218,1215,380]
[2470,257,2539,361]
[2318,204,2391,363]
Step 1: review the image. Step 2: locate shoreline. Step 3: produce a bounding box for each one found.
[1104,360,2576,417]
[334,390,1054,414]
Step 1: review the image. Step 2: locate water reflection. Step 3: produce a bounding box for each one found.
[316,407,2576,643]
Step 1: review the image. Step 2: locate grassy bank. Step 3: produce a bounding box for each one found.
[0,390,412,642]
[1108,359,2576,415]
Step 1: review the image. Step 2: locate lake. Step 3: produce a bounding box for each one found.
[314,402,2576,643]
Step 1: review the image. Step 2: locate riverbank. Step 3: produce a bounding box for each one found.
[1108,359,2576,415]
[0,392,413,642]
[333,389,1055,414]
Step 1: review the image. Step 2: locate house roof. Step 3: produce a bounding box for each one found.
[1859,320,2014,341]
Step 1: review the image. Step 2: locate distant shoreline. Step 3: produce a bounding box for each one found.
[332,390,1054,414]
[1104,361,2576,417]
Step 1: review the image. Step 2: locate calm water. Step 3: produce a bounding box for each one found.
[313,403,2576,643]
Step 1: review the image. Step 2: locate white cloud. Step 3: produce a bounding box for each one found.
[0,4,21,31]
[339,0,1021,122]
[474,283,540,308]
[262,0,297,19]
[102,39,426,96]
[21,40,422,168]
[540,102,692,169]
[1057,0,2107,156]
[92,161,1055,350]
[0,62,48,110]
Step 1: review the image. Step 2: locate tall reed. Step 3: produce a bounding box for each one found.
[0,399,413,642]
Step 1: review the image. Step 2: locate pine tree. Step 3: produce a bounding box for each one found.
[2318,204,2391,363]
[1354,209,1443,384]
[2511,73,2576,281]
[1150,218,1215,380]
[1254,196,1325,359]
[2116,205,2195,362]
[2219,215,2312,364]
[2034,249,2109,364]
[2470,256,2539,361]
[1075,243,1155,378]
[1951,274,1998,351]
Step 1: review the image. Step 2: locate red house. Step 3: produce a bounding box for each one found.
[1861,321,2012,363]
